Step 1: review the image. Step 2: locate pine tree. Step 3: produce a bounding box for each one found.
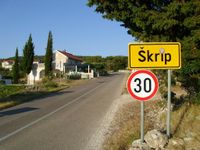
[87,0,200,83]
[45,31,53,76]
[88,0,200,42]
[12,48,19,84]
[22,34,34,84]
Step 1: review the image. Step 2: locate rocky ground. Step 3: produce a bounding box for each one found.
[87,77,200,150]
[98,83,200,150]
[95,91,162,150]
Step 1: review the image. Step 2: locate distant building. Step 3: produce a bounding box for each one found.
[54,50,83,72]
[1,59,14,70]
[28,50,83,85]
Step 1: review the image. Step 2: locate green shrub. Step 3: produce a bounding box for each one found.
[164,76,176,86]
[191,92,200,104]
[42,78,58,89]
[67,73,81,80]
[163,91,176,102]
[99,70,108,76]
[44,81,58,88]
[0,85,25,98]
[179,74,200,104]
[181,75,200,93]
[42,77,49,84]
[0,80,5,85]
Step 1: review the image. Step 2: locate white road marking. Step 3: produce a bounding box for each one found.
[0,83,104,142]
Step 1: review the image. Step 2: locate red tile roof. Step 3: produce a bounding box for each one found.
[58,50,82,62]
[1,59,14,63]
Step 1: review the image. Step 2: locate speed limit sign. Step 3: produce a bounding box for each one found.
[127,70,159,101]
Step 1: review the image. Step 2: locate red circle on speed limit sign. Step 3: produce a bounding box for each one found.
[127,70,159,101]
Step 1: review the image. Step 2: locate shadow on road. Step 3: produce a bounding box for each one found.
[0,107,39,117]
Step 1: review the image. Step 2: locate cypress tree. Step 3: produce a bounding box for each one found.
[22,34,34,84]
[12,48,19,84]
[45,31,53,76]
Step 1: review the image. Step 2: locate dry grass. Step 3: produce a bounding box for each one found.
[121,73,130,95]
[103,100,162,150]
[159,101,200,149]
[0,101,19,110]
[103,96,200,150]
[171,104,200,149]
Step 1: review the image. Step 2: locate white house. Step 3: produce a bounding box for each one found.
[28,50,83,85]
[54,50,94,79]
[28,62,45,85]
[1,59,14,70]
[54,50,82,72]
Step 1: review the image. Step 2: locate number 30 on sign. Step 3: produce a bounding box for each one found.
[127,70,159,101]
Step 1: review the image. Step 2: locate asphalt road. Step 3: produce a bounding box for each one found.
[0,73,126,150]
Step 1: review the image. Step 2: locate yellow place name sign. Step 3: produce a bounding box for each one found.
[128,42,181,69]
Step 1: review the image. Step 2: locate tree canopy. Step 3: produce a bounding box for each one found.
[88,0,200,97]
[88,1,200,70]
[88,0,200,42]
[81,56,127,71]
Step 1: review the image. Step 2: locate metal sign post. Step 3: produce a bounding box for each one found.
[141,101,144,143]
[167,70,171,137]
[128,42,181,140]
[127,70,159,144]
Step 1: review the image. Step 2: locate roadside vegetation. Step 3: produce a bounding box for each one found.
[80,56,127,74]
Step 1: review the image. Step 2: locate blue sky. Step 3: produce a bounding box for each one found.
[0,0,134,58]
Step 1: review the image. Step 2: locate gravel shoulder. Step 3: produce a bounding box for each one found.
[85,87,162,150]
[85,94,133,150]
